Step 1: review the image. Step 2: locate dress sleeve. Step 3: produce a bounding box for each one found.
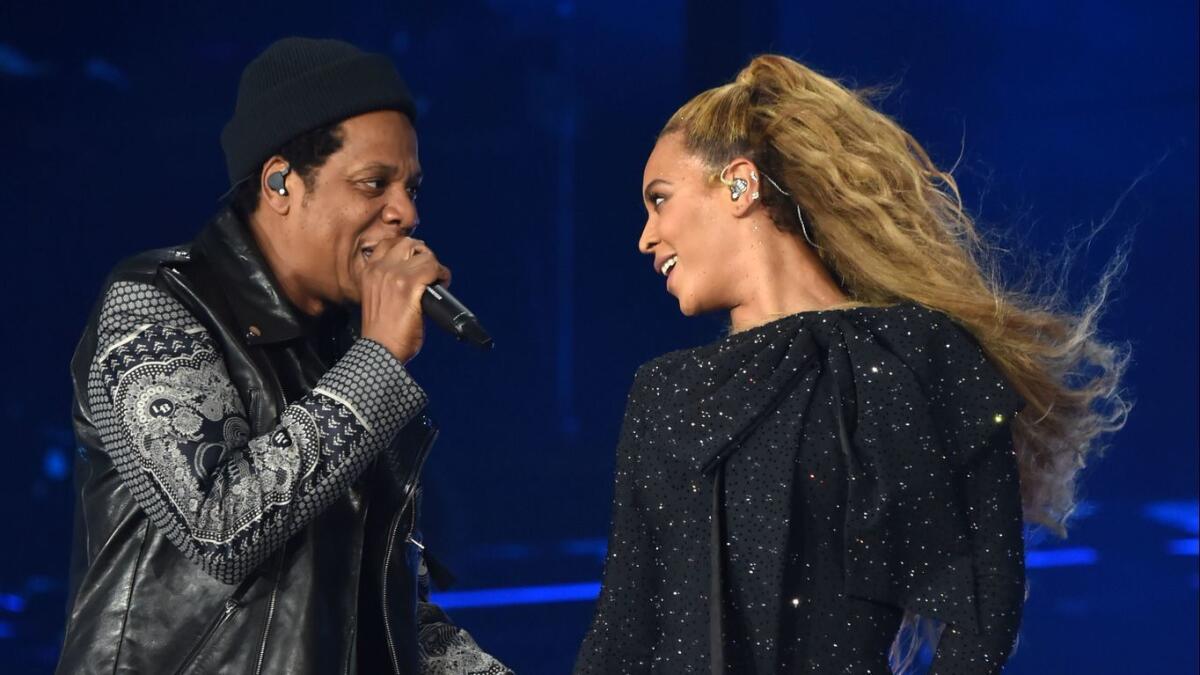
[929,413,1025,673]
[835,306,1026,668]
[574,369,655,674]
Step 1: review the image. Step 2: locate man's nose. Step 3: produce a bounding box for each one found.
[382,192,418,231]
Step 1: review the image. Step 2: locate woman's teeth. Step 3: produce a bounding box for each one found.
[661,256,678,276]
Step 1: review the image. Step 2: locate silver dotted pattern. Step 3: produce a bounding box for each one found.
[87,281,427,584]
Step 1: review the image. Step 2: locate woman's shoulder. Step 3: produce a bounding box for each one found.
[837,302,1026,425]
[633,301,956,363]
[836,301,978,348]
[834,299,955,329]
[632,343,703,380]
[835,301,995,371]
[624,300,994,396]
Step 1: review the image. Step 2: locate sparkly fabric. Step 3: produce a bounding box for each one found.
[576,303,1026,674]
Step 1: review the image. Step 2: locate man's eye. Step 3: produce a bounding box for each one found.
[406,186,420,201]
[363,179,385,190]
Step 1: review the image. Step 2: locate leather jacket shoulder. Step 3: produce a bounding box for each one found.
[58,208,437,675]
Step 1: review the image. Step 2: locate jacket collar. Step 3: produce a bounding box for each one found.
[192,207,310,346]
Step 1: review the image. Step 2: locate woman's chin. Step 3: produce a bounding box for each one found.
[677,294,731,318]
[676,295,702,317]
[671,282,716,316]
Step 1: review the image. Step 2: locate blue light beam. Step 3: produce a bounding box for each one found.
[431,582,600,610]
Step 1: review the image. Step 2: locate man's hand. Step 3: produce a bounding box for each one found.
[359,237,451,363]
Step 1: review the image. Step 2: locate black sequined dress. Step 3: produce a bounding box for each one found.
[575,303,1027,674]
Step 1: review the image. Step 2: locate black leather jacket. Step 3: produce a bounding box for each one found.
[58,208,440,675]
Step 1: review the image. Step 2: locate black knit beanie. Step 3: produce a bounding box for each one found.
[220,37,417,186]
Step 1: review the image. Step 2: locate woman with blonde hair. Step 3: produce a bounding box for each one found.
[574,54,1128,674]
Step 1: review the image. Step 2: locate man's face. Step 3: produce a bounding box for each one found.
[284,109,422,308]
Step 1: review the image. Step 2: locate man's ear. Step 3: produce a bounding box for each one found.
[260,156,291,216]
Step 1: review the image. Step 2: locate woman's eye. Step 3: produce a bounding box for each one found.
[406,186,420,201]
[653,195,666,208]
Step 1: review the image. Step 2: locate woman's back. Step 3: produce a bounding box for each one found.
[576,303,1025,673]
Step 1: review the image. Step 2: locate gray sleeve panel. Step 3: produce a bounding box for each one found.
[88,280,427,584]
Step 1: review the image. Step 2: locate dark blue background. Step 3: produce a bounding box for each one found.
[1,1,1195,672]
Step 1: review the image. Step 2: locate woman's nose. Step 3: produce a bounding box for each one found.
[638,220,659,255]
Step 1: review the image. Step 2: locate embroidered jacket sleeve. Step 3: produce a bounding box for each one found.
[416,590,514,675]
[87,280,427,584]
[399,489,512,674]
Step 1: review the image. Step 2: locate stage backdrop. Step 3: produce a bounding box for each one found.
[0,1,1195,672]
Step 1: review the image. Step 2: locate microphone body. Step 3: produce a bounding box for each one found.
[421,284,493,350]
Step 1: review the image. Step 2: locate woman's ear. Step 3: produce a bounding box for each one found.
[719,157,763,218]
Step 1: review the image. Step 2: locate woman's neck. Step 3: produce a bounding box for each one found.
[727,229,850,333]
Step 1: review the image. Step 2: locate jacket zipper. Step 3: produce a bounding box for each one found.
[253,574,282,675]
[381,425,438,674]
[173,598,240,675]
[381,507,406,675]
[253,517,291,675]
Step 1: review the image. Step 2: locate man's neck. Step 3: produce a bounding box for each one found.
[246,212,326,317]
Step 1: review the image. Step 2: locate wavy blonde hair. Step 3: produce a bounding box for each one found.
[663,54,1131,667]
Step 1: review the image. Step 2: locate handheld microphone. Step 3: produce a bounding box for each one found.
[421,284,493,350]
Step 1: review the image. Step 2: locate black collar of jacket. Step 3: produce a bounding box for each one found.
[190,206,310,347]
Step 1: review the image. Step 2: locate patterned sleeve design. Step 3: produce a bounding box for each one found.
[88,281,427,584]
[416,554,514,675]
[417,602,514,675]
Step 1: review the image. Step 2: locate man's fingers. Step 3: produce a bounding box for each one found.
[411,256,448,287]
[371,236,426,260]
[404,238,428,260]
[361,236,444,297]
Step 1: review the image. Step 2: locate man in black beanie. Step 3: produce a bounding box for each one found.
[57,37,511,674]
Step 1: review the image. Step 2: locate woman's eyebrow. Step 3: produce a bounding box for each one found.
[643,178,672,202]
